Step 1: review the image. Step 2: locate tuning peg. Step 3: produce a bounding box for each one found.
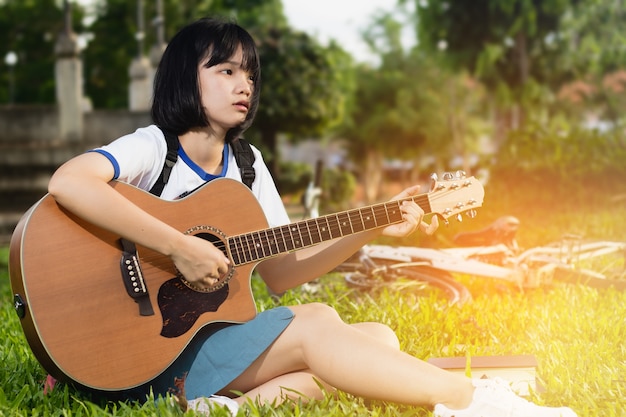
[455,170,466,179]
[456,213,463,222]
[442,172,454,181]
[466,209,477,219]
[429,173,438,191]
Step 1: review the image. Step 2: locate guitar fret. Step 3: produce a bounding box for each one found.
[280,225,294,251]
[257,230,268,258]
[303,220,315,245]
[362,206,377,230]
[297,221,312,247]
[242,233,254,262]
[291,224,302,248]
[229,238,240,264]
[318,217,332,241]
[231,235,242,264]
[269,228,282,254]
[372,203,388,226]
[244,232,255,261]
[386,201,403,223]
[336,212,352,236]
[261,230,270,257]
[278,226,291,252]
[308,218,322,244]
[234,235,246,263]
[255,231,266,259]
[416,194,432,214]
[249,232,260,261]
[327,214,341,238]
[348,209,365,233]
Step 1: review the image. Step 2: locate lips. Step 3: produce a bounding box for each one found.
[234,101,249,111]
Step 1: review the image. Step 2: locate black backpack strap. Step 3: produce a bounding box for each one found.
[231,138,256,190]
[149,129,179,197]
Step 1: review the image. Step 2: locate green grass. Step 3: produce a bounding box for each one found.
[1,178,625,416]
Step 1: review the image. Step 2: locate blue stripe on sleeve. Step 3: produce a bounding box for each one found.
[88,149,120,179]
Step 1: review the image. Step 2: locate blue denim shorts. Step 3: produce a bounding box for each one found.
[142,306,295,400]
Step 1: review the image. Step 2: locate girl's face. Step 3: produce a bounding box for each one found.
[198,45,254,136]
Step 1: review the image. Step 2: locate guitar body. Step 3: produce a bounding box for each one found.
[9,179,267,392]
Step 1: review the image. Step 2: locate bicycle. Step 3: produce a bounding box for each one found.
[334,216,626,304]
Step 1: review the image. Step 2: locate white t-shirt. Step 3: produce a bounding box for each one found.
[92,124,290,228]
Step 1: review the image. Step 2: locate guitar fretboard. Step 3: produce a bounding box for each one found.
[228,195,431,265]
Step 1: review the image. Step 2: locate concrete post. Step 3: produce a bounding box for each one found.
[129,57,151,111]
[148,0,166,105]
[54,0,83,143]
[128,0,151,111]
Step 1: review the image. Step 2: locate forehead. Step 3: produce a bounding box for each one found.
[202,44,244,66]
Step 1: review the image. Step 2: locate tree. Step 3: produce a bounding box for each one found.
[82,0,140,109]
[412,0,578,143]
[554,0,626,130]
[248,26,353,176]
[0,0,85,104]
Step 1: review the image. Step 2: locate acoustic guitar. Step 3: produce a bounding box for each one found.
[9,174,484,394]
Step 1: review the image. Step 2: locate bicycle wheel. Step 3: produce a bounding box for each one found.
[394,265,473,305]
[344,262,472,305]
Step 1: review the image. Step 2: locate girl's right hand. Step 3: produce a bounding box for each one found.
[170,234,231,289]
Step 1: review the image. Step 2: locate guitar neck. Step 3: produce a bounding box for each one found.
[228,194,430,265]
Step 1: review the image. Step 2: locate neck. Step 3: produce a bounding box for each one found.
[178,130,225,174]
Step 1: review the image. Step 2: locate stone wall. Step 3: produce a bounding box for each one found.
[0,105,151,242]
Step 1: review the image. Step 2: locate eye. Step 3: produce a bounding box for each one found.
[221,68,233,75]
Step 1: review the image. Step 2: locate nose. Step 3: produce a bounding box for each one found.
[238,75,252,96]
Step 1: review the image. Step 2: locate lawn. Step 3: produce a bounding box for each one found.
[1,178,625,416]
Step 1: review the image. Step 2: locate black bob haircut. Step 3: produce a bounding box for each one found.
[151,17,261,142]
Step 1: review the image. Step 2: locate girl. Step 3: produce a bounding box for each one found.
[48,17,576,417]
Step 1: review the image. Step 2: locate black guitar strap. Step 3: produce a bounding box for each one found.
[149,129,179,197]
[231,137,256,190]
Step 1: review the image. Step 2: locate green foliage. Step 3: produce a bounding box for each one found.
[414,0,572,91]
[276,161,311,195]
[0,0,85,104]
[320,167,356,213]
[247,24,355,174]
[276,163,356,213]
[492,125,626,188]
[82,0,139,109]
[252,28,352,139]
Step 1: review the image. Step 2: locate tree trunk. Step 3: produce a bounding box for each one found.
[363,149,383,203]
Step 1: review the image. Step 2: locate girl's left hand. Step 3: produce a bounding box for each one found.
[381,185,439,237]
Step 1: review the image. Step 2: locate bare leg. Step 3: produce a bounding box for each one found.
[221,322,399,403]
[218,303,473,409]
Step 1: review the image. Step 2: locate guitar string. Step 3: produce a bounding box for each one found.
[134,184,477,270]
[225,185,474,265]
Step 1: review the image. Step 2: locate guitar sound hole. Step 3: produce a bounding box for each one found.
[195,232,226,255]
[179,227,234,293]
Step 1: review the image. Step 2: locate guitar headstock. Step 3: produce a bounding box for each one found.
[428,171,484,223]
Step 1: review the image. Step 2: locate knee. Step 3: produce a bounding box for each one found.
[355,322,400,350]
[291,302,343,323]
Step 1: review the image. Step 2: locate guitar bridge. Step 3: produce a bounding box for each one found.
[119,238,155,316]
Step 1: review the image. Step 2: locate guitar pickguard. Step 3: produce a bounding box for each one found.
[157,278,229,338]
